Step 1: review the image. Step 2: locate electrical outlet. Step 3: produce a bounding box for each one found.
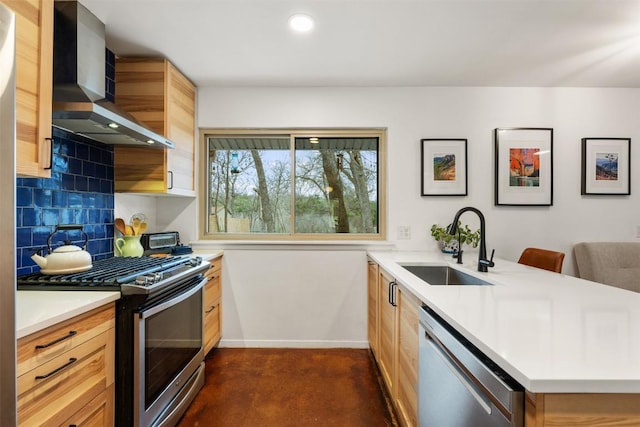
[397,226,411,240]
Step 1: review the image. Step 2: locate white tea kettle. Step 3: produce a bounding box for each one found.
[31,225,93,275]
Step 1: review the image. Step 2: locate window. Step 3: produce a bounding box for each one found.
[200,129,386,240]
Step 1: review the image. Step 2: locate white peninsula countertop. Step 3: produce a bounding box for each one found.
[16,291,120,339]
[368,250,640,394]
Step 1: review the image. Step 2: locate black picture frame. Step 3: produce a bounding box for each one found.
[420,139,468,196]
[494,128,553,206]
[581,137,631,195]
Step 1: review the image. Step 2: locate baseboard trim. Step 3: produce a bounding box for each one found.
[219,339,369,349]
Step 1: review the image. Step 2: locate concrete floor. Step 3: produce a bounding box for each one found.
[177,348,397,427]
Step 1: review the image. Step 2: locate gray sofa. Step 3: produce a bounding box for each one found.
[574,242,640,293]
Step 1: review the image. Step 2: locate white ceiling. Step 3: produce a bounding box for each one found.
[80,0,640,88]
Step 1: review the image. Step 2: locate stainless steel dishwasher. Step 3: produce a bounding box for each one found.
[419,306,524,427]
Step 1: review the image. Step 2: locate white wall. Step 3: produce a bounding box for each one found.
[197,87,640,261]
[114,194,158,233]
[136,86,640,347]
[219,249,367,348]
[114,192,198,243]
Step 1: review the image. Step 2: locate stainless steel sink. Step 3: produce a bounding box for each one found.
[400,265,493,286]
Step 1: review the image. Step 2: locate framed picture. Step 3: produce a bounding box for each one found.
[420,139,467,196]
[581,138,630,195]
[494,128,553,206]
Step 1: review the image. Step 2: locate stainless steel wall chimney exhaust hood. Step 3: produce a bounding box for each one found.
[52,1,174,149]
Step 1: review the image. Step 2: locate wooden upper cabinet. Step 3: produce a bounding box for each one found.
[114,58,196,196]
[5,0,54,177]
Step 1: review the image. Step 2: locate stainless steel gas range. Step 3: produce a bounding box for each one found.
[18,255,210,427]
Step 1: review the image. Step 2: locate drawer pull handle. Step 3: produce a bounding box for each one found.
[35,357,78,380]
[35,330,77,349]
[205,305,216,313]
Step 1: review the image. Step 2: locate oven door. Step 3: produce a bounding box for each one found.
[134,275,206,427]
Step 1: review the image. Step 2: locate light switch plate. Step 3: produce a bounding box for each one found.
[397,226,411,240]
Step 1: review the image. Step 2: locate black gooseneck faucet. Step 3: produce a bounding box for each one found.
[448,206,495,272]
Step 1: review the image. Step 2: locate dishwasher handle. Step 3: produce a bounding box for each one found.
[424,331,493,415]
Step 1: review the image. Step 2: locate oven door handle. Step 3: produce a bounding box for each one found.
[139,277,207,319]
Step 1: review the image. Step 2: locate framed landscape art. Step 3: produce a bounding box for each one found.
[581,138,630,195]
[494,128,553,206]
[421,139,467,196]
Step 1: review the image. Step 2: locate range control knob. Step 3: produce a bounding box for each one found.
[135,272,164,286]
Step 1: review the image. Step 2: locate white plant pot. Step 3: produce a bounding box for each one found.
[438,240,459,254]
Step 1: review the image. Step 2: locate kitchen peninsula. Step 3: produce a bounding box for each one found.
[368,250,640,426]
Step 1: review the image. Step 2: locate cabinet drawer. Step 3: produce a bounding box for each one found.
[17,303,115,377]
[61,384,114,427]
[205,257,222,278]
[205,274,221,304]
[17,328,115,426]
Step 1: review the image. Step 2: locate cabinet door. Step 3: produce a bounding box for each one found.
[17,330,114,426]
[378,268,396,395]
[7,0,53,177]
[204,256,222,354]
[17,304,115,426]
[60,385,114,427]
[367,259,379,357]
[165,61,196,195]
[525,392,640,426]
[114,146,168,193]
[396,287,420,427]
[114,58,196,196]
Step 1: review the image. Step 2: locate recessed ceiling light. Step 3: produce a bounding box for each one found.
[108,123,119,129]
[288,14,314,32]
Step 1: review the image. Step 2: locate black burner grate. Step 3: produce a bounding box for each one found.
[17,256,191,291]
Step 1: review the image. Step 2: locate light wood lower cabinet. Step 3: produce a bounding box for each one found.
[204,255,222,354]
[368,260,640,427]
[367,259,379,358]
[60,385,114,427]
[17,303,115,426]
[378,268,396,395]
[395,286,420,427]
[369,260,419,427]
[526,392,640,426]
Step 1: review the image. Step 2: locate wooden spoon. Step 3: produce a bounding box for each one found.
[125,225,134,236]
[115,218,127,236]
[131,217,141,235]
[138,222,148,235]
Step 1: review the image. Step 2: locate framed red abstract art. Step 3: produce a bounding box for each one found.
[494,128,553,206]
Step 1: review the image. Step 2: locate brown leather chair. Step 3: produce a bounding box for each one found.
[517,247,565,273]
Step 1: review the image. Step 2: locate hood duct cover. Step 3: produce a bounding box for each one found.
[52,1,174,149]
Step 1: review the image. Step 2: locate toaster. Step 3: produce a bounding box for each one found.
[140,231,192,256]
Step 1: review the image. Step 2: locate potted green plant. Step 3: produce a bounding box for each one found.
[430,222,480,254]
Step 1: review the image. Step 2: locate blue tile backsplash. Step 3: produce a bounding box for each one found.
[16,128,115,275]
[105,48,116,102]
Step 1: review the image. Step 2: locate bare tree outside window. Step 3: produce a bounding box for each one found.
[204,131,383,239]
